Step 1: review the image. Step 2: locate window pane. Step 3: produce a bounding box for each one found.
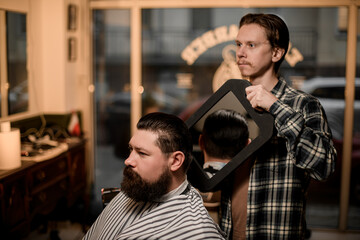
[7,12,28,115]
[347,7,360,231]
[142,7,347,230]
[92,9,130,216]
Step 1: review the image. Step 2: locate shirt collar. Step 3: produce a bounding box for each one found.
[271,77,286,99]
[155,179,189,202]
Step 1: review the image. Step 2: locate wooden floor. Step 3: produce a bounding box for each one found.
[25,220,360,240]
[26,221,85,240]
[309,229,360,240]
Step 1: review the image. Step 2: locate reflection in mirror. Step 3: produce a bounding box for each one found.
[7,11,28,115]
[0,10,28,117]
[189,91,260,179]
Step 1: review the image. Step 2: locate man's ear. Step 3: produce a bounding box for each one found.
[198,134,204,150]
[272,47,285,63]
[169,151,185,172]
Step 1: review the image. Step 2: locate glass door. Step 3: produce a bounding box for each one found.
[91,9,130,216]
[90,3,359,231]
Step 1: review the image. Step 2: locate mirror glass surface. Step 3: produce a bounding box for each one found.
[7,11,28,115]
[189,91,260,178]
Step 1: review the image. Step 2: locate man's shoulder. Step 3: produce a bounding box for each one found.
[279,80,322,108]
[170,185,226,239]
[187,185,208,204]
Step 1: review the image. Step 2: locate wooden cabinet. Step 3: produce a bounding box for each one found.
[67,143,87,207]
[0,169,29,239]
[0,139,87,239]
[29,155,68,217]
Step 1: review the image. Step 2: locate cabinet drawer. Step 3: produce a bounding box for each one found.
[30,179,68,215]
[30,156,68,192]
[69,147,86,187]
[0,175,28,228]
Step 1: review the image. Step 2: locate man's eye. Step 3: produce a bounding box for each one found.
[248,43,255,48]
[138,151,147,156]
[236,42,242,47]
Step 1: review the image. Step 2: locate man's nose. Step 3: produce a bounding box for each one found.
[237,45,246,58]
[124,152,135,167]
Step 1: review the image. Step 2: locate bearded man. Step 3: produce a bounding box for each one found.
[83,112,226,240]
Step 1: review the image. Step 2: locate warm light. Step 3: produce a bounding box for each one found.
[88,84,95,93]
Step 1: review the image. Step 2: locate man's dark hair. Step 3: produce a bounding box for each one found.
[202,109,249,159]
[137,112,193,172]
[239,13,290,74]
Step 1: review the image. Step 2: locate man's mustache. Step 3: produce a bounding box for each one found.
[237,60,251,65]
[123,166,139,180]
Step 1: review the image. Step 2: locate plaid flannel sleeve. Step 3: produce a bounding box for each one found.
[269,97,336,181]
[220,192,232,239]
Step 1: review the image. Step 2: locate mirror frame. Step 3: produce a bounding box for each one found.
[186,79,274,192]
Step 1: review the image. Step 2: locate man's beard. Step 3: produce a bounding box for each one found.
[121,165,172,202]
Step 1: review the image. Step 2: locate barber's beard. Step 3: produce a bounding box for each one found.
[121,165,171,202]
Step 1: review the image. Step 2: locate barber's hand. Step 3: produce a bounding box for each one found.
[245,85,278,112]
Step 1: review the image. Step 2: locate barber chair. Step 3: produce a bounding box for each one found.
[101,187,121,208]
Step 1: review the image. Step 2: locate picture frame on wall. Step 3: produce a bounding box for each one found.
[68,4,77,31]
[68,37,76,61]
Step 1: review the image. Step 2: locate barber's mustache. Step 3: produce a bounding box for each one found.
[237,60,251,66]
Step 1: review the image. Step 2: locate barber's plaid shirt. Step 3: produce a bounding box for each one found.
[220,78,336,240]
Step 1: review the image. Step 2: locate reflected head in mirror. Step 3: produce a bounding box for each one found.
[199,109,250,177]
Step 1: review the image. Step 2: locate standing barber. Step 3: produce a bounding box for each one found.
[221,13,336,240]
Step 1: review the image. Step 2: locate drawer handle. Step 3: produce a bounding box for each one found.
[70,163,78,177]
[8,186,17,207]
[58,161,66,170]
[39,192,47,202]
[60,181,67,190]
[36,171,46,181]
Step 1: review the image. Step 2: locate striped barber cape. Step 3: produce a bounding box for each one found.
[83,180,226,240]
